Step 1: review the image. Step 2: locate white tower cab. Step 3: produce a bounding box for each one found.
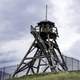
[13,20,68,77]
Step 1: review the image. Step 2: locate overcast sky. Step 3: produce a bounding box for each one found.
[0,0,80,67]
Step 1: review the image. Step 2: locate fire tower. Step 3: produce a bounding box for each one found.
[13,20,68,77]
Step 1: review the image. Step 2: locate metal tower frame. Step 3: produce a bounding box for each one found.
[13,20,68,77]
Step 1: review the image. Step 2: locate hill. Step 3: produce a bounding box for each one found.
[8,71,80,80]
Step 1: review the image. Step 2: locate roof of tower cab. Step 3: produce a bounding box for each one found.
[38,20,55,27]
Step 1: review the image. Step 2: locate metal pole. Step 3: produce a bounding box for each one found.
[72,58,73,71]
[1,68,2,80]
[77,60,79,71]
[46,4,48,21]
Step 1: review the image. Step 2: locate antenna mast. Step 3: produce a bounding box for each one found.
[46,4,48,20]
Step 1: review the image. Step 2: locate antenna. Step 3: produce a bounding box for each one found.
[46,4,48,20]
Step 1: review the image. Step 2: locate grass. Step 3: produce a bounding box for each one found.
[8,71,80,80]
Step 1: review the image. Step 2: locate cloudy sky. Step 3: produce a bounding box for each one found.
[0,0,80,67]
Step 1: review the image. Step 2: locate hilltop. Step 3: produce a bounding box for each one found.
[8,72,80,80]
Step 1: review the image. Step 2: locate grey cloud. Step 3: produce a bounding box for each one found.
[67,0,80,33]
[0,50,19,67]
[68,40,80,60]
[0,0,46,67]
[0,0,45,41]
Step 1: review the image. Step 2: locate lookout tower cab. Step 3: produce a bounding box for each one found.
[31,20,58,40]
